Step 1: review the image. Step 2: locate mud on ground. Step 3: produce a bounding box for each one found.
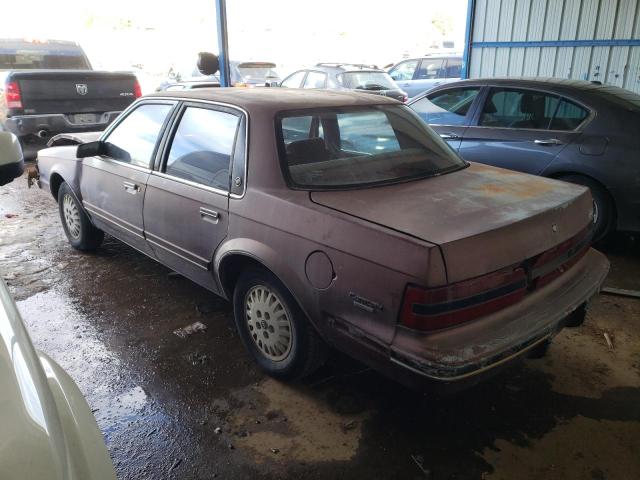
[1,174,639,479]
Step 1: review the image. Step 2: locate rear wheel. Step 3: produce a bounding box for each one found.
[233,268,327,380]
[58,182,104,250]
[558,174,614,242]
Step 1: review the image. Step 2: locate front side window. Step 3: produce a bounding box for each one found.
[389,60,419,81]
[277,105,466,189]
[303,71,327,89]
[411,88,480,125]
[104,103,172,167]
[280,71,306,88]
[480,88,563,130]
[415,59,444,80]
[165,107,240,190]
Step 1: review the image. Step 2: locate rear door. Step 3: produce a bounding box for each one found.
[459,87,587,174]
[143,102,243,292]
[81,101,175,255]
[410,86,482,150]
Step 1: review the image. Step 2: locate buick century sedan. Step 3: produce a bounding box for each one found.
[35,89,609,388]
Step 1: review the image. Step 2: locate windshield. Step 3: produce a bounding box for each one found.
[0,45,90,70]
[339,72,396,90]
[277,105,466,189]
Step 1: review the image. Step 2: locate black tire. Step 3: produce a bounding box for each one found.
[527,339,552,359]
[233,268,327,380]
[559,174,614,242]
[57,182,104,250]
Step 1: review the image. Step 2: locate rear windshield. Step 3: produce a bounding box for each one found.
[277,105,466,189]
[338,72,396,90]
[0,47,90,70]
[237,66,279,81]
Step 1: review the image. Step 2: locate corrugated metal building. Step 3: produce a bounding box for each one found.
[463,0,640,93]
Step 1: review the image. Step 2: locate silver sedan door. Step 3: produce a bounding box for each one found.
[81,102,174,256]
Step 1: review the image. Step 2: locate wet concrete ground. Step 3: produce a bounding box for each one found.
[1,174,639,480]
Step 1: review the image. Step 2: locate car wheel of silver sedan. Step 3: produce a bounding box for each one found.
[57,182,104,251]
[233,267,327,379]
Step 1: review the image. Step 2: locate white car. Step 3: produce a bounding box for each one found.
[0,132,115,480]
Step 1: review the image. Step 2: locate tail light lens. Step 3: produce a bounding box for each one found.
[399,268,527,332]
[5,81,22,109]
[133,80,142,98]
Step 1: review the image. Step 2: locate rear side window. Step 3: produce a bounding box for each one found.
[444,58,462,78]
[165,107,240,191]
[104,104,172,168]
[411,88,480,125]
[550,100,589,130]
[480,88,587,130]
[415,59,444,80]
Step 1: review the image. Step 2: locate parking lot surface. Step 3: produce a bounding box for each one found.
[1,174,639,480]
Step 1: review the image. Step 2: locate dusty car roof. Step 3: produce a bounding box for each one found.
[146,87,399,112]
[436,77,640,109]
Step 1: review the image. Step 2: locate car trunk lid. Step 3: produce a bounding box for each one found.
[310,162,593,283]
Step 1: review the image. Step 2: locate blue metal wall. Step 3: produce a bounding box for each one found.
[465,0,640,93]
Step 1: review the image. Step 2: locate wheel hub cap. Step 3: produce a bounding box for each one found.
[62,193,81,239]
[245,285,292,361]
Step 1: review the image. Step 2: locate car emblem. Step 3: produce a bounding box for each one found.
[76,84,88,96]
[552,224,558,233]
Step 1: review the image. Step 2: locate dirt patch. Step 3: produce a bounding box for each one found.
[482,416,640,480]
[226,378,369,464]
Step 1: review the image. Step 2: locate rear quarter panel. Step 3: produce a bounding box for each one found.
[37,146,83,199]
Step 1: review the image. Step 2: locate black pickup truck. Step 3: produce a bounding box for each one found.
[0,39,139,149]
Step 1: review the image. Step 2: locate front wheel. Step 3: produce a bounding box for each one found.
[58,182,104,250]
[233,268,327,380]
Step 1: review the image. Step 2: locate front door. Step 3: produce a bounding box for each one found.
[143,103,243,292]
[459,87,586,175]
[81,102,174,256]
[410,86,482,150]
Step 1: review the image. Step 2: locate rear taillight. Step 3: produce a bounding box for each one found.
[5,81,22,109]
[399,268,527,332]
[133,80,142,98]
[402,94,409,103]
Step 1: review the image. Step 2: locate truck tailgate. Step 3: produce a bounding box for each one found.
[15,70,137,114]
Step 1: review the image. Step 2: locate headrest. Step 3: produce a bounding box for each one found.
[285,137,329,165]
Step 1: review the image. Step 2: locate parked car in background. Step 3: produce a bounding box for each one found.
[388,55,462,98]
[409,78,640,240]
[279,63,408,102]
[0,131,116,480]
[0,39,140,151]
[34,89,607,389]
[157,61,280,91]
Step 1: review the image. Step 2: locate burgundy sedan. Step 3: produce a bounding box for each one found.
[35,89,609,389]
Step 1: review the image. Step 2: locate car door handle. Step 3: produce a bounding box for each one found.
[440,132,460,140]
[123,181,140,194]
[200,207,220,223]
[534,138,563,146]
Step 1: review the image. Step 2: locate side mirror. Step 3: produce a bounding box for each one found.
[76,141,106,158]
[0,132,24,187]
[197,52,220,76]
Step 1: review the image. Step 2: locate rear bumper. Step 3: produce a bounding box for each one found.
[388,248,609,389]
[4,112,121,138]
